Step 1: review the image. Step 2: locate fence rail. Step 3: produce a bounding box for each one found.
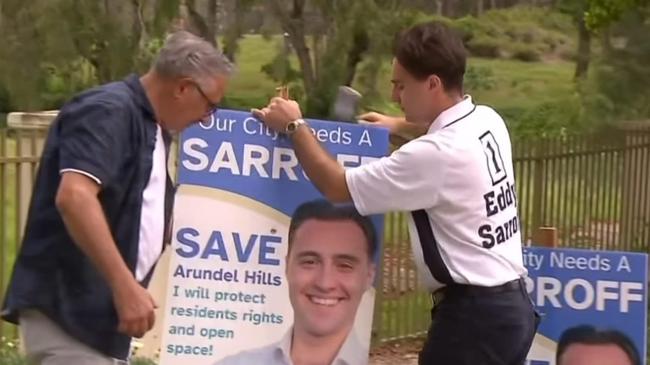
[1,125,650,346]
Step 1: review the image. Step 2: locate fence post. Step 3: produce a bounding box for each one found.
[531,141,545,239]
[8,112,54,235]
[533,226,558,248]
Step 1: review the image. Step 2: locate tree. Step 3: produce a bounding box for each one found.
[584,8,650,122]
[0,0,181,110]
[222,0,261,62]
[557,0,592,79]
[585,0,650,29]
[266,0,409,118]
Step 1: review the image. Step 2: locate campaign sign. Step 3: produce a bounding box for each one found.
[158,109,389,365]
[524,246,648,365]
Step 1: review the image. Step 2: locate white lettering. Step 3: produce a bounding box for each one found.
[242,144,270,177]
[209,142,240,174]
[537,277,562,308]
[182,138,209,171]
[272,148,298,180]
[620,282,644,312]
[358,130,372,146]
[617,256,631,272]
[565,279,594,310]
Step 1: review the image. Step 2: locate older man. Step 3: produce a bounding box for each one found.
[1,30,233,364]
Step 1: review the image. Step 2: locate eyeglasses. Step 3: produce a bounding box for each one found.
[191,81,219,121]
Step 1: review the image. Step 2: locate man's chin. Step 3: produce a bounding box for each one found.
[301,323,349,339]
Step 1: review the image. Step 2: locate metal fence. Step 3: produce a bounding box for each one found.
[1,125,650,345]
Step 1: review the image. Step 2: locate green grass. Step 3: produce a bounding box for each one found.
[220,35,291,111]
[468,58,575,111]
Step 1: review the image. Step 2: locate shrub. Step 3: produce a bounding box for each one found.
[464,65,496,92]
[511,44,542,62]
[467,36,504,58]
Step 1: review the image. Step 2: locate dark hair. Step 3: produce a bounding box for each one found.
[556,325,640,365]
[288,199,377,259]
[393,21,467,92]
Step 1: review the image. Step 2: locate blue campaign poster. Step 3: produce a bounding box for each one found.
[524,246,648,365]
[158,109,389,365]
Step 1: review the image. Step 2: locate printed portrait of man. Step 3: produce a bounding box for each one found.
[556,325,640,365]
[213,199,378,365]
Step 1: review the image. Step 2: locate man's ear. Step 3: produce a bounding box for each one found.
[428,74,442,91]
[174,77,194,99]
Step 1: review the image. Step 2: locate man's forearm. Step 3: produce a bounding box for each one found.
[290,125,351,202]
[57,191,134,290]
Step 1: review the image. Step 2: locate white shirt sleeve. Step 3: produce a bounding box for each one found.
[345,136,447,215]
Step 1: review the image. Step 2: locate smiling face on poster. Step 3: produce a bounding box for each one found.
[213,200,378,365]
[158,109,389,365]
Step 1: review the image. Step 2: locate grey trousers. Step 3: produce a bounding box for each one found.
[20,309,128,365]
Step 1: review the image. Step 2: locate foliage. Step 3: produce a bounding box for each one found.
[415,6,575,62]
[585,11,650,122]
[131,357,158,365]
[0,0,180,111]
[0,337,25,365]
[586,0,650,29]
[464,65,497,92]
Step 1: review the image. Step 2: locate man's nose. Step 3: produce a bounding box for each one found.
[314,264,337,291]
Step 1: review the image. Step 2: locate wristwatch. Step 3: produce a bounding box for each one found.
[285,118,307,135]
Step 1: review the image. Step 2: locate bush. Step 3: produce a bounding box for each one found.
[501,95,587,138]
[432,6,576,61]
[0,337,25,365]
[467,36,504,58]
[464,65,496,92]
[511,44,542,62]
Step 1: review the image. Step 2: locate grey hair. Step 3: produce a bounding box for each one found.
[154,30,234,86]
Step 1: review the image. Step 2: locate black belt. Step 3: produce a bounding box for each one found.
[431,277,524,306]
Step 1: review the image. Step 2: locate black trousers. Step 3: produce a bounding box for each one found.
[419,278,540,365]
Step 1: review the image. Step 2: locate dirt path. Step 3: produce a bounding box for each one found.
[368,338,424,365]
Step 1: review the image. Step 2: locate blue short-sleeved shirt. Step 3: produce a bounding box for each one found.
[1,74,175,360]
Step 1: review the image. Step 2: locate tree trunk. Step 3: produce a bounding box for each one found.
[476,0,484,16]
[207,0,217,42]
[223,0,244,62]
[132,0,148,52]
[268,0,315,96]
[600,26,613,56]
[185,0,216,45]
[343,28,369,86]
[435,0,443,15]
[490,0,497,9]
[574,15,591,80]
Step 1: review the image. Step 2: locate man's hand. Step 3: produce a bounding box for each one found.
[113,280,158,338]
[357,112,405,135]
[251,97,303,132]
[56,172,158,339]
[358,111,428,144]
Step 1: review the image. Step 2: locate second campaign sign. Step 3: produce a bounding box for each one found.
[158,109,389,365]
[524,246,648,365]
